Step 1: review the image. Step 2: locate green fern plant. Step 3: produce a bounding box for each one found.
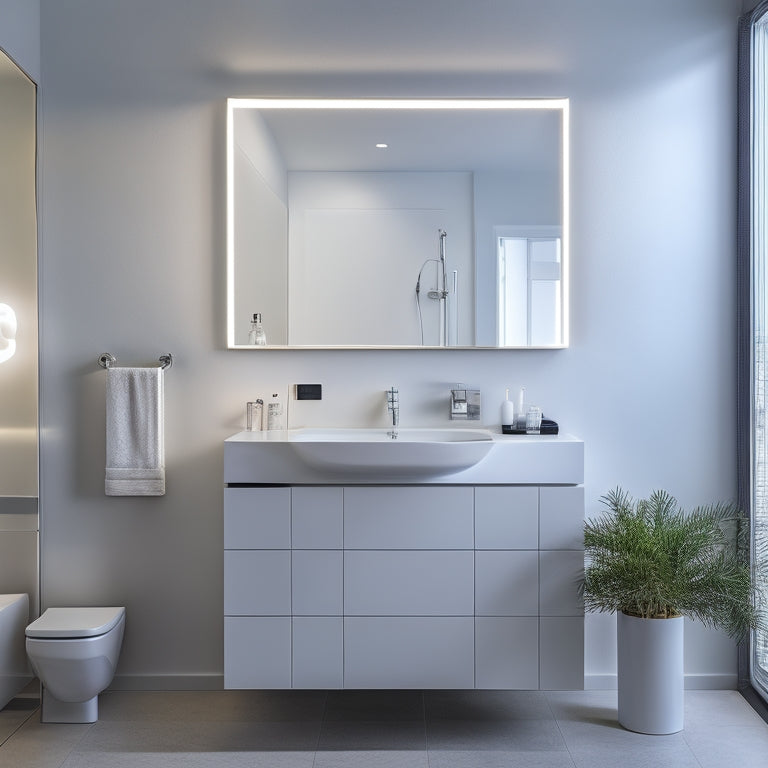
[582,488,760,639]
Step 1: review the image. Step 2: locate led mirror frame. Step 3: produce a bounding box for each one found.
[226,97,570,349]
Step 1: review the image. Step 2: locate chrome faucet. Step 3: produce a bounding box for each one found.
[450,385,481,420]
[386,387,399,430]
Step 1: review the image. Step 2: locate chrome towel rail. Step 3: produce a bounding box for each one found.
[98,352,173,370]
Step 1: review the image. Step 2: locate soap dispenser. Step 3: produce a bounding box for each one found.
[248,313,267,346]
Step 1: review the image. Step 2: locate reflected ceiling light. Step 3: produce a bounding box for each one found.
[0,304,17,363]
[375,143,388,149]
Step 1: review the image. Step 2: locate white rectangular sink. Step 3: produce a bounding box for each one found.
[289,428,494,476]
[225,428,584,485]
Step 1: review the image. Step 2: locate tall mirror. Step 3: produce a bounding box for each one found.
[0,48,38,617]
[227,98,568,349]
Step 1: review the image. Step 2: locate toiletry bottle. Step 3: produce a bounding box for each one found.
[248,313,267,346]
[246,400,263,431]
[501,388,515,433]
[516,387,526,431]
[266,393,284,430]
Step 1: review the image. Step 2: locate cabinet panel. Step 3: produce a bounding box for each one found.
[292,486,343,549]
[539,551,584,616]
[224,487,290,549]
[224,617,291,689]
[293,617,343,689]
[475,617,539,689]
[344,487,473,549]
[292,550,343,616]
[344,617,474,688]
[475,487,538,549]
[224,550,291,615]
[539,486,584,550]
[345,550,474,616]
[539,617,584,690]
[475,551,539,616]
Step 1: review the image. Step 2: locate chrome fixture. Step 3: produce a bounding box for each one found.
[98,352,173,370]
[450,386,481,420]
[386,387,399,435]
[416,229,456,346]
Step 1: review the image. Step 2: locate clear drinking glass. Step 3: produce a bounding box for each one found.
[525,406,542,434]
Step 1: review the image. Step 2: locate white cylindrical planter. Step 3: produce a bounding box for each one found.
[617,611,684,734]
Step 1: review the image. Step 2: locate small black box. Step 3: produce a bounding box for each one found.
[295,383,322,400]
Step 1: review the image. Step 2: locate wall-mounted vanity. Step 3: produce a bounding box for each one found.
[223,430,584,690]
[227,98,569,349]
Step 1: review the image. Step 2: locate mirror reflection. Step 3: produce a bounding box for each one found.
[227,99,568,348]
[0,47,39,618]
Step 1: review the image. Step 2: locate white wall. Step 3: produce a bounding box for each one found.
[39,0,742,688]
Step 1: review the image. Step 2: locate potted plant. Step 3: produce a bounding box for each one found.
[582,488,760,735]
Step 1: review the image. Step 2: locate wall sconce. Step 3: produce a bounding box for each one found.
[0,304,17,363]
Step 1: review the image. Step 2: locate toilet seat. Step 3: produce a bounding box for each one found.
[26,607,125,639]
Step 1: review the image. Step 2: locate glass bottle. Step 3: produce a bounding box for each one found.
[248,313,267,346]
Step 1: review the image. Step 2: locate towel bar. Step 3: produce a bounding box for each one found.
[98,353,173,370]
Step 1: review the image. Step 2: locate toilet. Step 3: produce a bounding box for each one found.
[25,607,125,723]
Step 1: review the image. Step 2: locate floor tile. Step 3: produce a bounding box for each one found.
[318,721,426,751]
[568,745,701,768]
[425,691,553,721]
[324,691,424,722]
[428,750,577,767]
[683,723,768,768]
[426,718,566,752]
[313,749,428,767]
[683,690,766,729]
[75,720,322,753]
[0,716,92,768]
[98,690,328,723]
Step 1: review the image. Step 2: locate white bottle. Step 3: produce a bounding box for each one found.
[501,388,515,431]
[248,313,267,346]
[266,393,284,430]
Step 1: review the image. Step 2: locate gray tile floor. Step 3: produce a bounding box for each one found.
[0,689,766,768]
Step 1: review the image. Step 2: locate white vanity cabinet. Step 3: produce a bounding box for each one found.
[223,481,584,690]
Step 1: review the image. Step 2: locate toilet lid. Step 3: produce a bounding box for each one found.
[26,607,125,638]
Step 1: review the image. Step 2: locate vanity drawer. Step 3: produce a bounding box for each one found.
[539,486,584,550]
[224,550,291,615]
[293,617,343,689]
[475,617,539,689]
[292,550,343,616]
[344,486,473,549]
[224,617,291,689]
[474,486,539,549]
[292,486,343,549]
[344,617,474,688]
[475,550,539,616]
[344,550,474,616]
[224,487,290,549]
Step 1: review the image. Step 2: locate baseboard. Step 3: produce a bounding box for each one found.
[585,673,738,691]
[110,674,224,691]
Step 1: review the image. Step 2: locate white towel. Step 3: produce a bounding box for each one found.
[105,367,165,496]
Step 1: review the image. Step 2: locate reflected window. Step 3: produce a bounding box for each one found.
[497,231,562,347]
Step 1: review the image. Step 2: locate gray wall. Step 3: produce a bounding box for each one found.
[39,0,742,688]
[0,0,39,83]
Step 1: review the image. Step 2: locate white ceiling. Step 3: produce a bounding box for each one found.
[244,103,562,175]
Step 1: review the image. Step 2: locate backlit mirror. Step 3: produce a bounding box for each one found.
[0,47,39,618]
[227,98,568,349]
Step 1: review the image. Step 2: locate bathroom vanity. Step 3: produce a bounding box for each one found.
[223,430,584,690]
